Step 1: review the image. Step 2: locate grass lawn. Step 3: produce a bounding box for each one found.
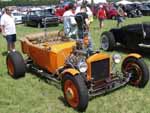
[0,16,150,113]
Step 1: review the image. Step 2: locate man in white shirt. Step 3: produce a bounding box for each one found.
[63,3,77,39]
[1,7,16,53]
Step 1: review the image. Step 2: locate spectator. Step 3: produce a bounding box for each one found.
[75,5,93,51]
[97,5,106,29]
[63,3,77,38]
[0,8,5,33]
[75,5,93,24]
[0,7,16,53]
[116,5,125,27]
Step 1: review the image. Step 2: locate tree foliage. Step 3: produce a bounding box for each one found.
[0,0,59,8]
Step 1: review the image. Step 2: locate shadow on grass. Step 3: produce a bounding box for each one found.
[58,96,86,113]
[32,72,61,90]
[57,96,68,107]
[89,84,128,101]
[30,70,86,112]
[1,51,8,56]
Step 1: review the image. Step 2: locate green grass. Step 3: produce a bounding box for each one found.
[0,16,150,113]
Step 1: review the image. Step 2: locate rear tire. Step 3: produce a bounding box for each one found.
[101,31,116,51]
[62,74,88,112]
[6,51,26,79]
[122,57,149,88]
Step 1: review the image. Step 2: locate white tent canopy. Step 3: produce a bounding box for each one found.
[116,0,133,5]
[89,0,107,4]
[132,1,141,4]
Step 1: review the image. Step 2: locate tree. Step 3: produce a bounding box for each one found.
[0,0,59,7]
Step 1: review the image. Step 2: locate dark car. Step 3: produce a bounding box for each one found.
[22,9,59,28]
[100,23,150,51]
[122,4,142,18]
[134,4,150,16]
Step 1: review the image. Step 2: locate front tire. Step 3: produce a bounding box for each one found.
[122,57,149,88]
[6,51,26,79]
[101,31,116,51]
[62,74,88,112]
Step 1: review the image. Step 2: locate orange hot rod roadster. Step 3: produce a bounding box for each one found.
[6,30,149,112]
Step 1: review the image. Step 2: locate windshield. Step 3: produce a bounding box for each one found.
[138,5,150,10]
[35,10,52,16]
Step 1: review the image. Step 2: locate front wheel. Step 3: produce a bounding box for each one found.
[100,31,116,51]
[122,57,149,88]
[62,74,88,112]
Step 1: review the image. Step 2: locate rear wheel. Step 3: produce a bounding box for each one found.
[6,51,26,79]
[122,57,149,88]
[62,74,88,112]
[101,31,116,51]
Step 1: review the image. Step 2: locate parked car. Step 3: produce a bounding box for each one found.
[22,9,59,28]
[92,4,100,16]
[105,4,118,19]
[100,23,150,51]
[12,11,24,24]
[134,4,150,16]
[55,5,65,22]
[145,3,150,8]
[122,4,142,18]
[6,30,149,111]
[55,1,74,22]
[93,3,118,19]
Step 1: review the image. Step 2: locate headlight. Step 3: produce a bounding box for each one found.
[112,54,121,64]
[77,61,88,73]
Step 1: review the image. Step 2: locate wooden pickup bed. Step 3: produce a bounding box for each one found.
[20,31,76,73]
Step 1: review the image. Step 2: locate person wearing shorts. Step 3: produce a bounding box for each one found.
[0,7,16,53]
[6,34,16,46]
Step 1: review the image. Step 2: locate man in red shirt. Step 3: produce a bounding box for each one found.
[97,5,106,29]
